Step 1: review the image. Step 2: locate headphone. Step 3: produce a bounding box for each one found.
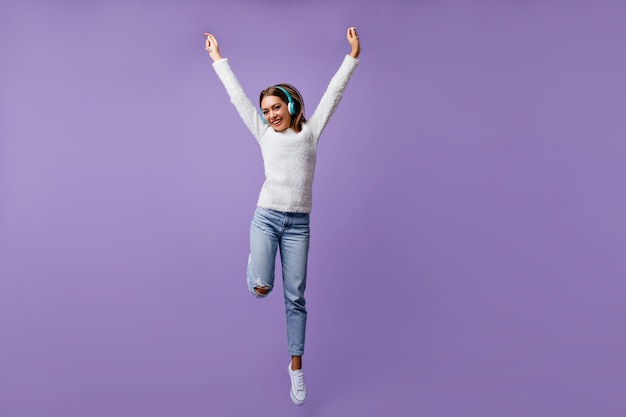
[261,85,296,124]
[275,86,296,116]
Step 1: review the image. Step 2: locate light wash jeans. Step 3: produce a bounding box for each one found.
[247,207,310,357]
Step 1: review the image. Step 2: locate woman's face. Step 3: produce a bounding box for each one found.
[261,95,292,132]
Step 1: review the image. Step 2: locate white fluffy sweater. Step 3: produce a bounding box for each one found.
[212,55,359,213]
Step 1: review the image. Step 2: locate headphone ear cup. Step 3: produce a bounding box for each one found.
[288,102,295,115]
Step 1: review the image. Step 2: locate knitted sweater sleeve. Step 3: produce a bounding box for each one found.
[212,58,267,141]
[307,55,360,141]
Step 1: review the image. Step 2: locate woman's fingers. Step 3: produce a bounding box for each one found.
[204,33,217,44]
[204,32,218,53]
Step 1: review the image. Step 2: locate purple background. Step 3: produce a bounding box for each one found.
[1,0,625,416]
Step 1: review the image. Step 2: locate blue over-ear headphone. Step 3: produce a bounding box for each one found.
[275,86,296,116]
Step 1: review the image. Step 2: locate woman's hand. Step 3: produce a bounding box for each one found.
[205,32,223,62]
[347,27,360,59]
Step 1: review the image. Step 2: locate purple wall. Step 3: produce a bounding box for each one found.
[1,0,625,416]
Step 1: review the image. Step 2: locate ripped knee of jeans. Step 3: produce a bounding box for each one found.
[255,286,271,296]
[253,278,272,297]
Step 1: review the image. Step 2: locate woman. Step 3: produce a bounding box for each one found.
[205,27,360,405]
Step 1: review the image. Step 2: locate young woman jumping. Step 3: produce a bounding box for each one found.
[205,27,360,405]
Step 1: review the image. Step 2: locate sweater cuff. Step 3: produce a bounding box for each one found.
[344,55,359,65]
[212,57,229,71]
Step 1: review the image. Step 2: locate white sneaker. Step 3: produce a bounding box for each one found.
[287,362,307,405]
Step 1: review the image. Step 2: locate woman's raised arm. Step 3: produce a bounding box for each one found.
[205,32,267,141]
[306,27,361,139]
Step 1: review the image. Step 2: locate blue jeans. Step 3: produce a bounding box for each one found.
[247,207,310,357]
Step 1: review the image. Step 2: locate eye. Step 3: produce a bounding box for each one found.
[262,110,268,115]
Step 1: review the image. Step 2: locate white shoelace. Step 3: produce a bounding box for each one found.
[291,370,305,392]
